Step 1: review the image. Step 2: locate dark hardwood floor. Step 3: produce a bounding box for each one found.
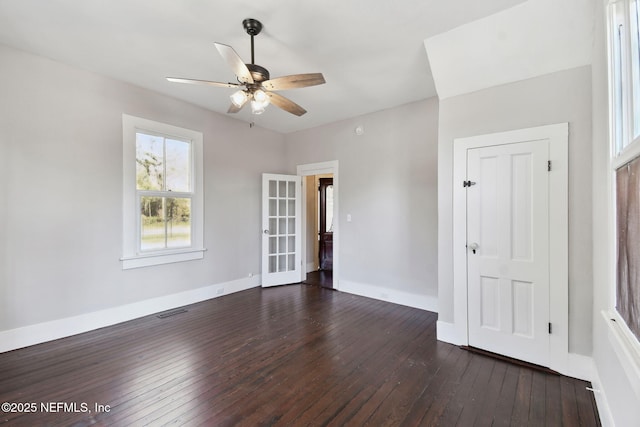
[303,270,333,289]
[0,285,600,426]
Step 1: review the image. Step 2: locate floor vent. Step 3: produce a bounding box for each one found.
[157,309,188,319]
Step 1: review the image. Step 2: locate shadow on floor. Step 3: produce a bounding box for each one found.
[303,270,333,289]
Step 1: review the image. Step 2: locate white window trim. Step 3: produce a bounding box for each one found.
[121,114,205,269]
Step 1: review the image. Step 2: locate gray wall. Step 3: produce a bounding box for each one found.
[285,98,439,305]
[437,65,593,355]
[0,44,286,331]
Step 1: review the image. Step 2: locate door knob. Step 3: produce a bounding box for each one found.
[469,242,479,254]
[263,229,270,234]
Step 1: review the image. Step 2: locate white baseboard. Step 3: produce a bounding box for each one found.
[561,353,595,382]
[436,320,466,345]
[338,279,437,312]
[0,275,261,354]
[436,321,596,381]
[588,361,615,427]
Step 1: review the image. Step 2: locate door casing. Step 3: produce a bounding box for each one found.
[452,123,569,372]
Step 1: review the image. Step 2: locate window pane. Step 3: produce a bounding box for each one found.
[165,138,191,192]
[616,157,640,342]
[166,197,191,248]
[615,22,625,154]
[632,1,640,138]
[325,185,334,232]
[140,196,191,251]
[136,133,164,190]
[140,196,165,251]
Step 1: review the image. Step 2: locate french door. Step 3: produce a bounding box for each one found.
[261,174,302,287]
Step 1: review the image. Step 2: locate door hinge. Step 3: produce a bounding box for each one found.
[548,160,552,171]
[463,180,476,188]
[548,322,552,334]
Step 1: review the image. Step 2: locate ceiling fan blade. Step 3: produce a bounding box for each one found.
[214,42,254,84]
[166,77,240,88]
[262,73,326,91]
[227,102,244,114]
[267,92,307,116]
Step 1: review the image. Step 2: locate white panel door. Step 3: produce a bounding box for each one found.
[261,174,302,287]
[466,140,550,366]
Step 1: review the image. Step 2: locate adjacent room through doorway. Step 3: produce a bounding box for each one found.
[303,173,334,289]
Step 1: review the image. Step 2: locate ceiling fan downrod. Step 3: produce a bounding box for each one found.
[242,18,262,65]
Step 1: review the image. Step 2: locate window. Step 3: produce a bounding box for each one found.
[121,115,204,269]
[608,0,640,353]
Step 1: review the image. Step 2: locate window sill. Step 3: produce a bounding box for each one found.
[120,248,206,270]
[603,310,640,400]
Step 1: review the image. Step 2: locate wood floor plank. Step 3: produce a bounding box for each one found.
[0,284,600,426]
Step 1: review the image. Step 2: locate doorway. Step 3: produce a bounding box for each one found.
[301,174,333,288]
[297,161,339,290]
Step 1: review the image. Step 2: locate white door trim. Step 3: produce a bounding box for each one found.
[297,161,339,289]
[452,123,569,373]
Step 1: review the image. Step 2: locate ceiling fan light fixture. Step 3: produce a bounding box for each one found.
[230,90,249,108]
[250,99,266,115]
[253,89,270,106]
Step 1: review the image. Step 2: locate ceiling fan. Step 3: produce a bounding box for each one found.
[167,18,325,117]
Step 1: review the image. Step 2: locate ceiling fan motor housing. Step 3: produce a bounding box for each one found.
[246,63,270,83]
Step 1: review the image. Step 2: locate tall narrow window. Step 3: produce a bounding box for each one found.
[608,0,640,354]
[122,115,204,269]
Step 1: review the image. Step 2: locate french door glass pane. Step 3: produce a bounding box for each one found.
[269,180,277,197]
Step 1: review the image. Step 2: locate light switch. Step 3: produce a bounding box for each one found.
[347,214,352,222]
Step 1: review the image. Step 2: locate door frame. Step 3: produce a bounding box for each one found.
[452,123,568,372]
[297,161,339,289]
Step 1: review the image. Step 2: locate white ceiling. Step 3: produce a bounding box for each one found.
[0,0,593,134]
[424,0,595,99]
